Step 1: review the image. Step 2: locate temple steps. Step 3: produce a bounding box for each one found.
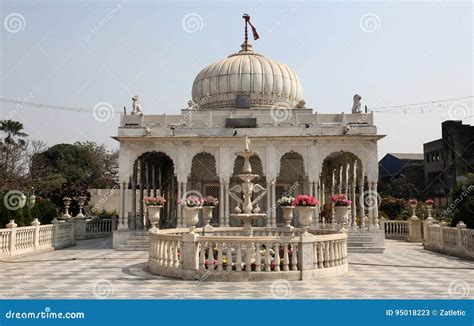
[116,235,149,251]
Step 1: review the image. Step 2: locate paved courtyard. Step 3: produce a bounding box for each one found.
[0,238,473,299]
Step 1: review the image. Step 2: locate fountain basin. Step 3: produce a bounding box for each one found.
[229,213,266,236]
[148,227,348,282]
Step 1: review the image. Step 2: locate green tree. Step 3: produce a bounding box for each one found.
[0,120,29,190]
[449,174,474,229]
[378,175,419,199]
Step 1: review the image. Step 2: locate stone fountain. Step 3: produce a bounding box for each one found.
[228,136,267,236]
[148,136,349,281]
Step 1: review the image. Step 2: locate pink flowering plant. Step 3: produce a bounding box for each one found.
[331,194,352,207]
[202,196,219,207]
[425,198,434,206]
[143,196,166,206]
[409,198,417,205]
[178,195,203,207]
[292,195,319,207]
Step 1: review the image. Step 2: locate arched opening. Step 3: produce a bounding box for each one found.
[320,151,363,227]
[132,151,177,229]
[276,151,307,225]
[188,152,219,226]
[230,154,267,227]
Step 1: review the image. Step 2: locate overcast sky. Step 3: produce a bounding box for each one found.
[1,0,472,159]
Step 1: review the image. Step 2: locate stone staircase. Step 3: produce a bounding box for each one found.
[116,235,149,251]
[346,230,384,253]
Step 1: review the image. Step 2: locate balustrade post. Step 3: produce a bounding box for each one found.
[439,223,445,251]
[52,218,60,248]
[6,220,17,256]
[31,219,40,251]
[182,233,199,280]
[408,219,423,242]
[456,221,466,252]
[298,233,315,280]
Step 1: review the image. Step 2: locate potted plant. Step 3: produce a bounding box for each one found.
[144,196,166,231]
[331,194,352,227]
[292,195,318,233]
[409,198,418,220]
[277,196,295,227]
[202,196,219,229]
[178,195,203,232]
[425,198,434,220]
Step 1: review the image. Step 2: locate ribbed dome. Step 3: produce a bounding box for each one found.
[192,43,303,110]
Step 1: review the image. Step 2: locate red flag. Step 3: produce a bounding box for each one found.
[243,14,259,41]
[248,20,259,40]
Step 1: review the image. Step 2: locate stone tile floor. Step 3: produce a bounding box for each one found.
[0,238,472,299]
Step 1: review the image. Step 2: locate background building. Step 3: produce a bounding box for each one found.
[423,120,474,205]
[378,153,425,192]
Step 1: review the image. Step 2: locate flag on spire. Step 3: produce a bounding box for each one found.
[243,14,259,42]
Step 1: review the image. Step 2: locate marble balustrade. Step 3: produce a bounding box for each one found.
[149,227,348,281]
[0,222,75,257]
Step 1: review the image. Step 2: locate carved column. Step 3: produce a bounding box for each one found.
[373,182,379,230]
[131,180,137,230]
[177,182,182,228]
[368,182,374,230]
[225,182,230,227]
[219,182,225,227]
[358,175,365,229]
[351,173,357,228]
[271,181,276,227]
[266,181,272,227]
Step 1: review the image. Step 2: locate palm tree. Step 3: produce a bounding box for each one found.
[0,120,28,175]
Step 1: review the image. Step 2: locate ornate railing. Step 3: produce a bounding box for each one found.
[149,227,348,281]
[85,219,112,236]
[0,222,75,257]
[382,220,409,240]
[424,223,474,259]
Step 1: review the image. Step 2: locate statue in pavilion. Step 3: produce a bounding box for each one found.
[131,95,143,115]
[352,94,362,113]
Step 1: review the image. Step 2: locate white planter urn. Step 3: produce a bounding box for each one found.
[410,204,418,220]
[183,206,202,232]
[202,206,214,231]
[6,220,17,228]
[31,218,41,226]
[281,206,295,227]
[296,206,314,233]
[334,206,349,229]
[147,205,162,232]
